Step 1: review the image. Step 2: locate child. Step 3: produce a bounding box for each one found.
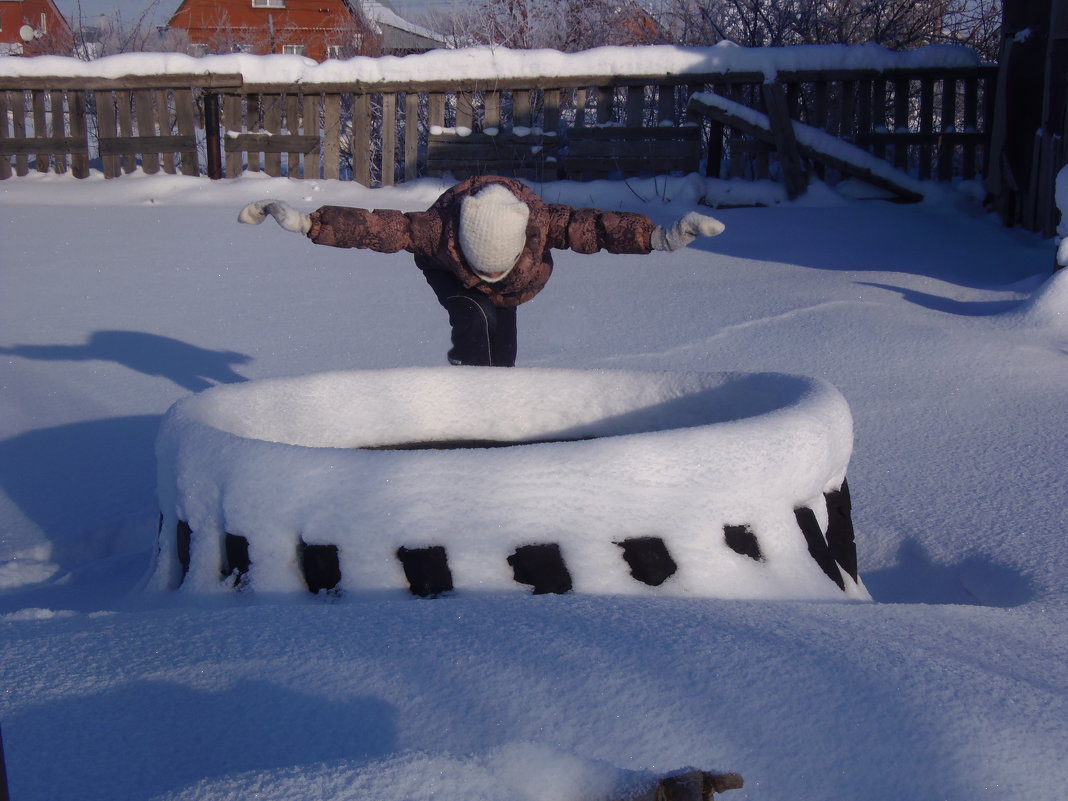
[240,175,724,367]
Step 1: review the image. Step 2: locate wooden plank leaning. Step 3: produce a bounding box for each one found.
[689,91,924,203]
[760,82,808,199]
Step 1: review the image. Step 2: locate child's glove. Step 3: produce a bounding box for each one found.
[651,212,725,251]
[238,199,312,235]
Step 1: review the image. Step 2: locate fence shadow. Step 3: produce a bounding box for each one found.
[855,282,1022,316]
[0,330,250,392]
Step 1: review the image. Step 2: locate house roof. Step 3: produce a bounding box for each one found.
[165,0,446,52]
[359,0,445,48]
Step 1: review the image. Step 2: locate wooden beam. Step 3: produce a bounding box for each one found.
[98,135,196,155]
[761,82,808,199]
[223,134,320,154]
[689,92,923,203]
[0,74,243,91]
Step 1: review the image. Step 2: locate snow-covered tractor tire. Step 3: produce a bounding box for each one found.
[151,367,868,602]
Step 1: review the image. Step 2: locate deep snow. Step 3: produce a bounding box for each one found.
[1,169,1067,801]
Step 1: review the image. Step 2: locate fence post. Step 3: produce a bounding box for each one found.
[204,92,222,180]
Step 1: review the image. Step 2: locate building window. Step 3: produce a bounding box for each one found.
[282,44,306,55]
[251,0,285,7]
[234,43,254,53]
[326,44,343,59]
[189,43,209,57]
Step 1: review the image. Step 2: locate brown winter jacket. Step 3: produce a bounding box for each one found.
[306,175,656,307]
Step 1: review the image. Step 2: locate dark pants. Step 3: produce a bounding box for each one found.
[420,265,517,367]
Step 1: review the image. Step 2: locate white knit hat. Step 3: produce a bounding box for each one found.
[458,184,530,282]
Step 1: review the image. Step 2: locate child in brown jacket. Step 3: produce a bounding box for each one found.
[240,175,724,367]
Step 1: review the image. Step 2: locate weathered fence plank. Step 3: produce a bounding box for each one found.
[381,92,396,186]
[223,93,242,177]
[626,85,645,126]
[287,93,301,178]
[263,95,282,176]
[134,89,159,173]
[963,77,979,179]
[97,90,120,177]
[49,90,68,174]
[513,89,531,128]
[0,92,12,180]
[323,92,341,180]
[761,83,807,199]
[404,91,419,182]
[8,91,28,176]
[172,88,199,176]
[32,90,48,173]
[919,77,935,179]
[543,88,560,133]
[304,92,321,181]
[939,77,957,182]
[69,91,89,178]
[893,78,910,169]
[158,89,178,174]
[353,91,371,184]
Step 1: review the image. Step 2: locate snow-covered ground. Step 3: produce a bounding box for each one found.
[1,169,1067,801]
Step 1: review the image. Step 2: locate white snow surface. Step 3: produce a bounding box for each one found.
[153,367,862,599]
[0,41,981,84]
[1,168,1067,801]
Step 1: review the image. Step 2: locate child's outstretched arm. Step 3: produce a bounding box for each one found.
[552,207,724,255]
[651,212,726,252]
[239,200,418,253]
[238,199,312,235]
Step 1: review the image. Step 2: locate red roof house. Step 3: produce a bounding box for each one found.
[166,0,444,61]
[0,0,73,55]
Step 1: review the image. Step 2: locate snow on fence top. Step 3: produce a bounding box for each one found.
[0,42,982,86]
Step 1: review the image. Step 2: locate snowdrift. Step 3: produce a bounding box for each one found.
[152,367,867,601]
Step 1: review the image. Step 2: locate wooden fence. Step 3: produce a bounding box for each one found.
[0,63,998,193]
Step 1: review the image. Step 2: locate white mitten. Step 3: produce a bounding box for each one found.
[238,199,311,234]
[651,212,726,252]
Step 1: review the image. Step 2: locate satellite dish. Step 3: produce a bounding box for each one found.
[19,24,40,42]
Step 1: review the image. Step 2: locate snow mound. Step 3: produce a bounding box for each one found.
[151,367,866,601]
[1009,268,1068,333]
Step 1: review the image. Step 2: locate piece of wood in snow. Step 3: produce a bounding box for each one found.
[760,82,808,199]
[689,90,924,203]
